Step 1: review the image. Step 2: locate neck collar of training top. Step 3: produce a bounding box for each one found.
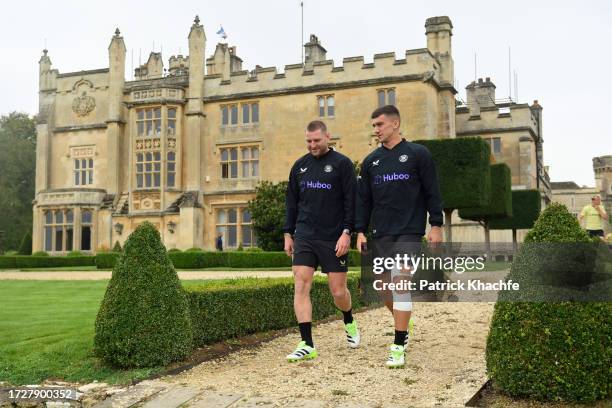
[382,138,406,151]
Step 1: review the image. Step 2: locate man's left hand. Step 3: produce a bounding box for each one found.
[428,226,443,244]
[335,233,351,257]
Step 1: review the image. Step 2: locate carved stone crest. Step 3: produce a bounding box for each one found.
[72,91,96,117]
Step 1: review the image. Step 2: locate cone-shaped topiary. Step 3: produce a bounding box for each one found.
[94,222,193,368]
[486,203,611,401]
[17,232,32,255]
[112,240,122,252]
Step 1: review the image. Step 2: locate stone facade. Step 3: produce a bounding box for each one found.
[32,15,547,253]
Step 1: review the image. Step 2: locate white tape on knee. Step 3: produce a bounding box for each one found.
[393,301,412,311]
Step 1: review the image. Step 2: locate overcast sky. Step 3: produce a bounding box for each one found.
[1,0,610,187]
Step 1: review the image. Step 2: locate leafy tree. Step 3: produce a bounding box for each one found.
[459,163,512,257]
[248,181,288,251]
[0,112,36,252]
[414,138,491,242]
[17,232,32,255]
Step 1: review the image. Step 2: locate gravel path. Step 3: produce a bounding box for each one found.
[165,302,494,407]
[0,270,296,280]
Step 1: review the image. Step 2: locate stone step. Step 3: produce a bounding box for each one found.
[91,384,165,408]
[141,385,201,408]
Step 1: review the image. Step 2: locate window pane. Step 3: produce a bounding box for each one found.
[242,104,250,124]
[328,105,335,117]
[388,89,396,105]
[493,138,501,154]
[221,163,229,179]
[154,163,161,172]
[137,122,144,135]
[138,110,144,120]
[44,226,52,251]
[55,211,63,224]
[168,173,175,187]
[230,105,238,125]
[228,209,237,223]
[81,170,87,184]
[327,96,335,107]
[222,106,228,125]
[145,173,152,186]
[319,106,325,117]
[55,228,63,251]
[319,97,325,117]
[137,153,143,162]
[217,209,227,223]
[146,109,152,119]
[145,163,152,172]
[82,159,87,169]
[155,120,161,135]
[75,159,80,169]
[168,163,175,172]
[168,108,176,118]
[241,148,250,160]
[136,163,143,172]
[82,211,92,224]
[89,159,93,168]
[146,122,152,136]
[230,162,238,178]
[242,162,249,177]
[154,108,161,118]
[81,226,91,251]
[168,151,175,161]
[242,225,252,246]
[66,210,74,224]
[66,227,73,251]
[230,148,238,161]
[168,120,175,135]
[252,162,259,177]
[137,174,143,187]
[221,149,228,161]
[154,152,161,161]
[146,152,152,161]
[252,148,259,159]
[89,170,93,184]
[228,225,237,247]
[378,90,385,107]
[154,173,160,187]
[242,210,251,223]
[45,211,53,224]
[75,171,79,185]
[252,103,259,123]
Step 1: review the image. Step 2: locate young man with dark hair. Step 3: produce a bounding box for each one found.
[283,120,360,361]
[356,105,443,368]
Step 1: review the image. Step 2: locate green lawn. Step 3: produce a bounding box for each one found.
[0,280,161,385]
[2,266,362,272]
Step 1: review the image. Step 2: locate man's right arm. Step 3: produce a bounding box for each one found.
[355,160,372,251]
[283,164,299,235]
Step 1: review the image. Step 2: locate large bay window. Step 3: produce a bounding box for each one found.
[215,207,256,248]
[43,208,93,253]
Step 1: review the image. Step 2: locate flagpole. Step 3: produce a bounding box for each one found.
[301,1,304,64]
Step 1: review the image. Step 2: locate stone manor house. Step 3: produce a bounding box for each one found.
[32,16,550,253]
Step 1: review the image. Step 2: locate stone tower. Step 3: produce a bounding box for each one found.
[593,155,612,216]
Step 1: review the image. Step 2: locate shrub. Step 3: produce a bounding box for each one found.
[0,256,17,269]
[167,248,182,253]
[17,233,32,255]
[94,222,193,368]
[14,255,95,268]
[248,180,287,251]
[67,251,83,257]
[186,247,203,252]
[95,252,120,269]
[227,251,290,268]
[245,247,263,252]
[486,203,611,401]
[112,241,122,252]
[32,251,49,257]
[185,275,361,345]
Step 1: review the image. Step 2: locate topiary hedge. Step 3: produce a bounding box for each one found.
[185,274,361,345]
[94,222,193,368]
[486,203,611,401]
[95,252,120,269]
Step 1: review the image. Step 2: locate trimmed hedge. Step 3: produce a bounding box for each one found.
[486,203,611,401]
[489,189,541,230]
[459,163,512,220]
[414,137,491,210]
[95,222,193,368]
[97,249,361,269]
[0,255,96,269]
[185,274,362,345]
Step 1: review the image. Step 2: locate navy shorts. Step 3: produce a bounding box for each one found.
[293,238,348,273]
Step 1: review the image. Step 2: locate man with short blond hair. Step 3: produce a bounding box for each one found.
[283,120,360,362]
